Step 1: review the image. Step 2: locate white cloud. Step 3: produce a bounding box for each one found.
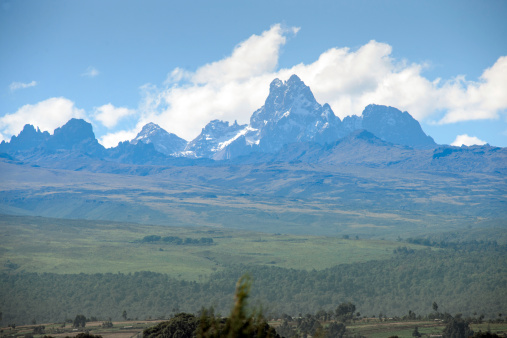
[93,103,136,128]
[451,134,487,147]
[99,129,138,149]
[0,97,85,140]
[191,24,293,85]
[4,25,504,146]
[9,80,37,91]
[82,66,100,78]
[437,56,507,124]
[137,25,507,142]
[138,24,294,140]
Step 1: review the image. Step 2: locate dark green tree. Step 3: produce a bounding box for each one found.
[122,310,127,321]
[144,313,199,338]
[433,302,439,313]
[443,317,474,338]
[335,302,356,322]
[32,325,45,335]
[73,315,86,328]
[412,326,421,337]
[74,333,103,338]
[325,322,346,338]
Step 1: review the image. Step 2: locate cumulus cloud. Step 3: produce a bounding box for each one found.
[137,24,296,140]
[437,56,507,124]
[0,97,85,140]
[451,134,487,147]
[4,25,505,146]
[137,24,507,142]
[93,103,136,128]
[9,80,37,91]
[82,66,100,78]
[99,129,138,149]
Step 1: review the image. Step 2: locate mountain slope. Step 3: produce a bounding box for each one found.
[342,104,436,149]
[184,120,248,158]
[131,122,187,155]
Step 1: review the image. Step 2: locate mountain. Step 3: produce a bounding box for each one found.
[249,75,343,148]
[130,123,187,156]
[0,118,105,157]
[0,74,489,167]
[211,75,344,160]
[192,75,435,159]
[184,119,248,158]
[0,124,50,153]
[342,104,436,149]
[45,118,105,155]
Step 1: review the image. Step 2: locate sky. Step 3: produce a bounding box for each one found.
[1,0,506,148]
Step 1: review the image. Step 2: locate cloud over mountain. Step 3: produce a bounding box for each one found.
[135,25,507,143]
[451,134,487,147]
[1,24,506,147]
[0,97,85,141]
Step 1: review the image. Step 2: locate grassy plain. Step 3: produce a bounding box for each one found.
[0,214,425,281]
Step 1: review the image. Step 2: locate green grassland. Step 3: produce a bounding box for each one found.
[0,214,425,280]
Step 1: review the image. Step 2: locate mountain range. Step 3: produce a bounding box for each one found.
[1,75,441,161]
[0,75,505,237]
[1,74,504,174]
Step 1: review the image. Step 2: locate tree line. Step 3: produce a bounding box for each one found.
[0,247,505,326]
[139,235,214,245]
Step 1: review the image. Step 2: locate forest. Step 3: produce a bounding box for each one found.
[1,243,505,326]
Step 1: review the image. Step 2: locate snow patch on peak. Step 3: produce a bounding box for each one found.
[214,126,255,151]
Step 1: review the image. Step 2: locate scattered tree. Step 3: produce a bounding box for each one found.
[443,316,474,338]
[73,315,87,328]
[412,326,421,337]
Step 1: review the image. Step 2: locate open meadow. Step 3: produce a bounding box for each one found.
[0,214,425,280]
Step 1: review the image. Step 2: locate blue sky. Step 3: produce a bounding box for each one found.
[1,0,506,147]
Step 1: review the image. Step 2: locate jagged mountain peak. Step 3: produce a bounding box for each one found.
[184,119,248,158]
[201,119,243,133]
[54,118,95,138]
[132,122,166,143]
[131,122,187,156]
[0,123,50,152]
[140,122,163,133]
[49,118,98,150]
[252,75,321,129]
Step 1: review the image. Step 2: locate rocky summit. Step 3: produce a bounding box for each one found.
[195,75,436,159]
[131,122,187,156]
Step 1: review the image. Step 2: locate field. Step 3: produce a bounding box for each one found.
[0,214,425,281]
[3,320,507,338]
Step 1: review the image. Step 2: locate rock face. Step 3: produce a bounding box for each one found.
[249,75,343,151]
[0,124,50,152]
[348,104,436,149]
[211,75,344,160]
[131,123,187,156]
[0,119,105,156]
[46,119,102,152]
[200,75,435,159]
[184,120,248,158]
